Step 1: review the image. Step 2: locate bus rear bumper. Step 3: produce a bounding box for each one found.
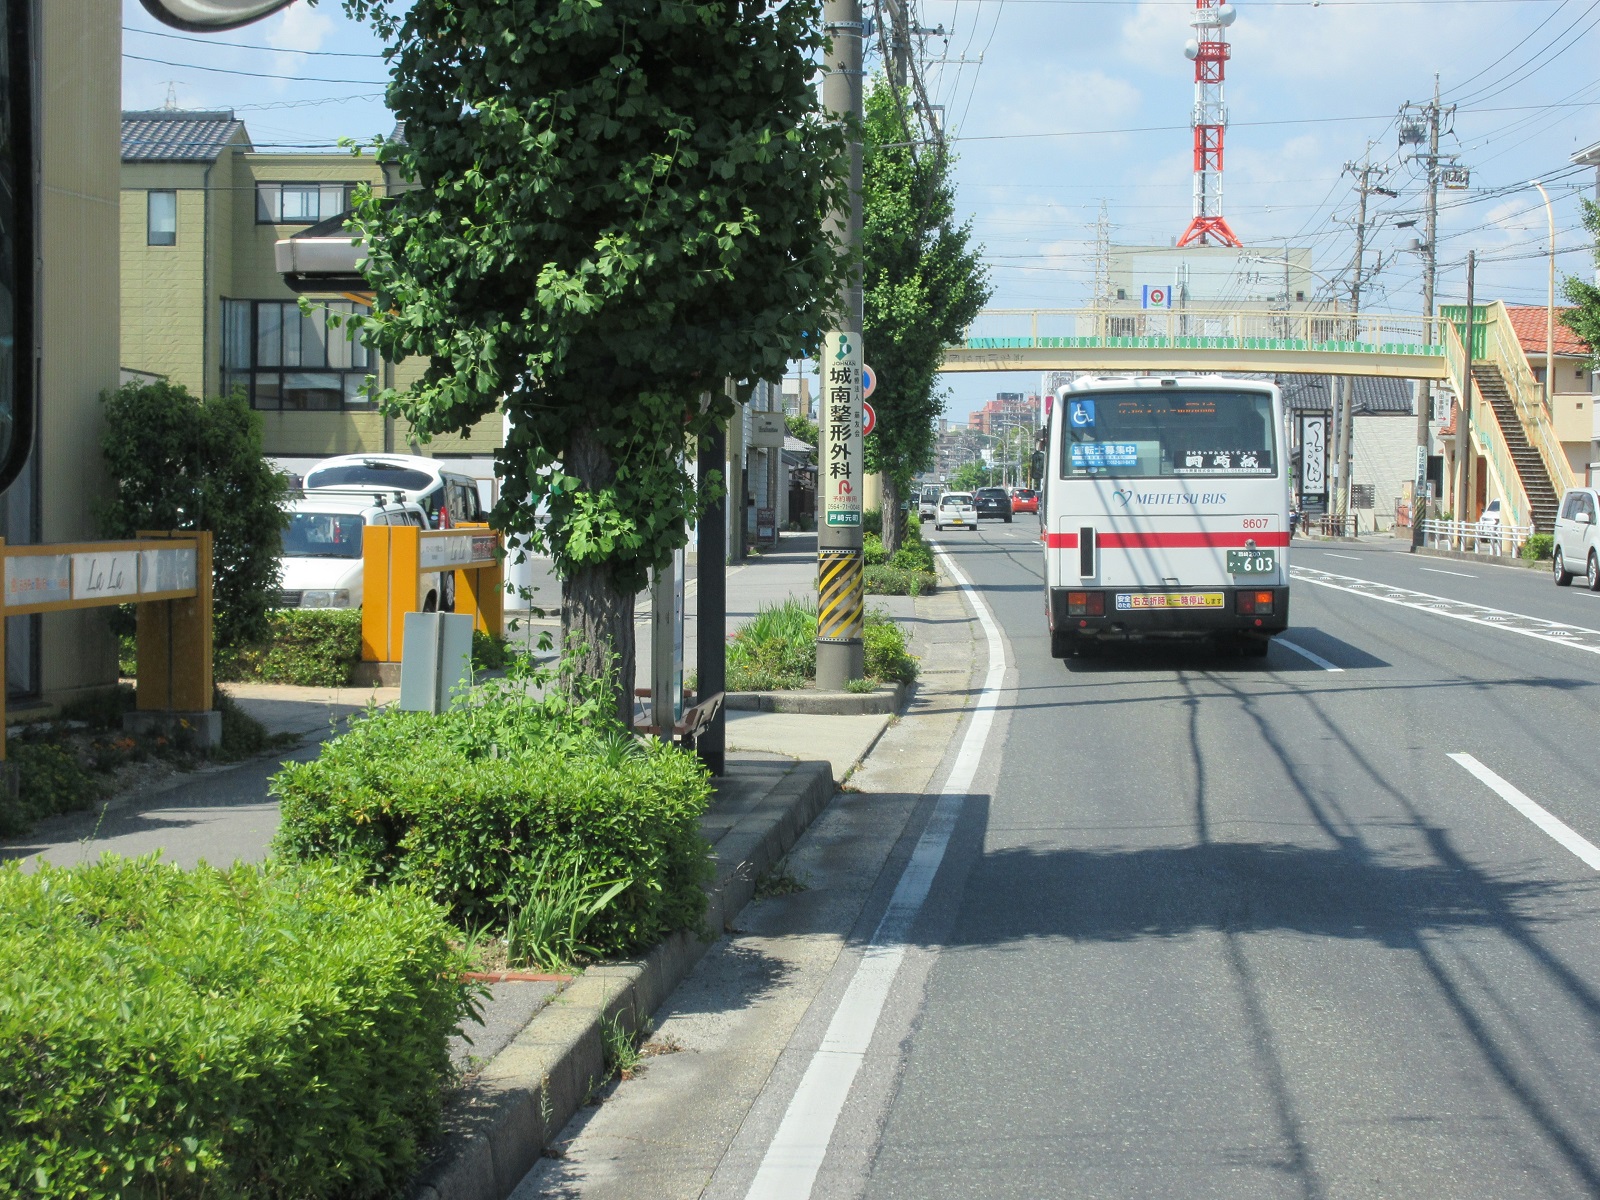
[1049,586,1290,642]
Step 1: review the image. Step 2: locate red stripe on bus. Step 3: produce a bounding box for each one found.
[1045,531,1289,549]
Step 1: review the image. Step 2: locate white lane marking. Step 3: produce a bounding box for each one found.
[1324,552,1360,560]
[1276,638,1345,672]
[1293,567,1600,658]
[744,542,1007,1199]
[1418,566,1476,578]
[1448,753,1600,871]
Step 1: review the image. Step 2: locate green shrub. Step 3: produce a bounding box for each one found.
[864,564,937,595]
[862,507,883,536]
[472,630,510,671]
[271,676,713,953]
[890,541,935,573]
[863,532,888,566]
[255,609,363,687]
[863,613,919,684]
[726,598,818,690]
[1523,533,1554,562]
[0,856,474,1200]
[0,743,104,837]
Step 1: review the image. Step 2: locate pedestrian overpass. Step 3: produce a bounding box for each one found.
[942,307,1449,380]
[945,304,1587,538]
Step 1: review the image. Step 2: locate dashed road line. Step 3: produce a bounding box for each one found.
[1293,566,1600,658]
[1449,753,1600,871]
[1323,552,1360,560]
[1418,566,1476,578]
[1276,638,1344,672]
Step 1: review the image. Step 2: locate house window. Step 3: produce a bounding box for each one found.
[222,299,375,410]
[147,190,176,246]
[255,182,358,225]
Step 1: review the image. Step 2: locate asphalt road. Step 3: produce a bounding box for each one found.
[528,523,1600,1199]
[854,526,1600,1198]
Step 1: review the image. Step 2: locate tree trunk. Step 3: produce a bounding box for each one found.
[881,476,903,556]
[561,428,636,727]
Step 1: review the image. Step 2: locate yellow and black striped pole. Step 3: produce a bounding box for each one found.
[817,331,866,687]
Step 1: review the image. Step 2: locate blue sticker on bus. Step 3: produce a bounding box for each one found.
[1068,400,1096,429]
[1070,442,1138,469]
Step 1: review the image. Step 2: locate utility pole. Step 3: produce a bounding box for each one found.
[816,0,866,692]
[1402,77,1456,548]
[1456,251,1477,523]
[1338,148,1393,526]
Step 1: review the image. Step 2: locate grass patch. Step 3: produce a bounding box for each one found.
[726,599,918,690]
[755,856,809,898]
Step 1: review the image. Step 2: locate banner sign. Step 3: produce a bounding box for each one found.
[1142,285,1172,309]
[1300,415,1328,497]
[821,332,864,528]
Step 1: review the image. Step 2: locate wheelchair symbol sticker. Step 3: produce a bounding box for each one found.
[1068,400,1096,429]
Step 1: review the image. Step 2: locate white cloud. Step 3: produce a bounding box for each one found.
[265,3,334,54]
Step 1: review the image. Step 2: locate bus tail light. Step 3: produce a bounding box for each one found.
[1067,591,1104,616]
[1236,590,1274,615]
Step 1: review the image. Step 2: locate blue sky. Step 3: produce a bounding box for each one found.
[123,0,1600,422]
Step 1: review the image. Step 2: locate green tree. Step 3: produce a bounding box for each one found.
[336,0,849,720]
[949,462,996,493]
[98,380,288,652]
[861,80,990,554]
[1562,199,1600,360]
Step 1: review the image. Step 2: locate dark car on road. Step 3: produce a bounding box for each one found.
[975,486,1013,523]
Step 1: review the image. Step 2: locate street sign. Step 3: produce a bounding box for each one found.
[821,332,864,529]
[862,364,877,399]
[863,401,877,437]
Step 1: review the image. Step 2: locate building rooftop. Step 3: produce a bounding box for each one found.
[121,110,248,162]
[1279,374,1415,415]
[1503,305,1589,359]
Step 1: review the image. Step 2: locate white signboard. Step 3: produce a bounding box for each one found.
[5,555,70,607]
[71,551,139,601]
[139,547,198,594]
[821,331,864,529]
[1300,416,1328,497]
[418,533,498,572]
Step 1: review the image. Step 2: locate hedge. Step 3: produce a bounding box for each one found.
[270,700,714,952]
[0,856,474,1199]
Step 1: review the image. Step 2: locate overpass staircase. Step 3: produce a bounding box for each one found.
[1472,364,1560,532]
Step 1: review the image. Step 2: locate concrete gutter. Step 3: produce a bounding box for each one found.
[407,758,835,1200]
[724,681,906,715]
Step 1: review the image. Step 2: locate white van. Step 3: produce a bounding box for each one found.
[918,485,942,522]
[303,454,486,529]
[279,491,438,610]
[1552,487,1600,589]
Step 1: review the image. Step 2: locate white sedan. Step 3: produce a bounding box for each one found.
[933,491,978,532]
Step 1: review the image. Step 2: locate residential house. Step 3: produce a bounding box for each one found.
[119,111,501,488]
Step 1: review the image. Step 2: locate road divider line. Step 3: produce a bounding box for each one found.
[1323,552,1360,560]
[1448,753,1600,871]
[1419,567,1476,578]
[1293,567,1600,658]
[1276,638,1344,672]
[743,542,1007,1200]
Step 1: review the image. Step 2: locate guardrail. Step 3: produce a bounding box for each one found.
[959,306,1448,357]
[1421,517,1533,557]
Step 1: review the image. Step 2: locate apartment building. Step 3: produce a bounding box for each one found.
[120,111,500,484]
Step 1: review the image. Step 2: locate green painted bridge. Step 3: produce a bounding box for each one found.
[943,308,1449,379]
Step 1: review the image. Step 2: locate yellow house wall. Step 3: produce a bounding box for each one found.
[120,161,212,393]
[38,1,122,701]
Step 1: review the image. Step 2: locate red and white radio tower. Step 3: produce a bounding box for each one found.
[1177,0,1242,248]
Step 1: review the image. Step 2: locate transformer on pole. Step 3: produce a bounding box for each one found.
[1177,0,1242,249]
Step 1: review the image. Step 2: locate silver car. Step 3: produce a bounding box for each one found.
[1553,487,1600,589]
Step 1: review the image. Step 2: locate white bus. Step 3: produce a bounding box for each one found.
[1042,375,1291,658]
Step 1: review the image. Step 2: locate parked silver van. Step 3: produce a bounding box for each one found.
[1552,487,1600,590]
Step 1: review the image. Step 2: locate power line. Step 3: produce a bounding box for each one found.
[124,25,385,59]
[122,52,388,87]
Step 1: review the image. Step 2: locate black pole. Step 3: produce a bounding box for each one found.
[696,423,727,775]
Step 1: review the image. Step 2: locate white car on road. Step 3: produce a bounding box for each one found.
[279,491,431,610]
[1553,487,1600,590]
[933,491,978,532]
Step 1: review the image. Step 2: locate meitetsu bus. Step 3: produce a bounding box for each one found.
[1042,375,1291,658]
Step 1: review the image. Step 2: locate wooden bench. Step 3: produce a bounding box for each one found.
[635,690,724,750]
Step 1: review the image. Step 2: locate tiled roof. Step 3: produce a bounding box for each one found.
[1504,306,1590,358]
[1278,374,1415,415]
[121,110,248,162]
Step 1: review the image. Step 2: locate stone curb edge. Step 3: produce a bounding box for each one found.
[724,681,906,715]
[1411,545,1545,572]
[409,759,837,1200]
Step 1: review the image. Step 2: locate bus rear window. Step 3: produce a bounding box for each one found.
[1062,390,1276,479]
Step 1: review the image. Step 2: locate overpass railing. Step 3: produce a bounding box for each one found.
[959,307,1448,357]
[1480,300,1577,497]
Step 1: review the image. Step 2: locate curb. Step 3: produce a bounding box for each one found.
[408,759,836,1200]
[724,682,906,715]
[1412,545,1545,571]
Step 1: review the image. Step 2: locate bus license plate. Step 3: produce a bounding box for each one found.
[1115,593,1224,610]
[1227,550,1276,575]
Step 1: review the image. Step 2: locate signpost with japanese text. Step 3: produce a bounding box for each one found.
[817,331,866,687]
